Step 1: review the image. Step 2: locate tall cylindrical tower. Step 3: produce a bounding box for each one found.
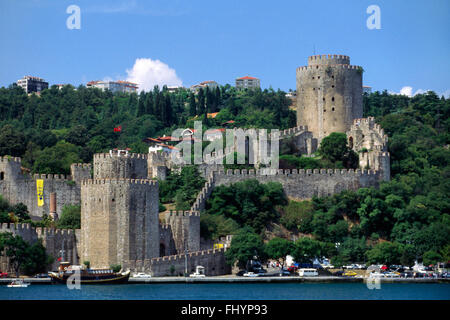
[296,54,363,142]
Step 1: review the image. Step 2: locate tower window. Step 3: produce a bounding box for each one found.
[332,107,335,111]
[312,77,314,79]
[323,98,325,101]
[324,109,326,112]
[332,97,335,101]
[318,76,320,79]
[332,76,334,79]
[0,172,4,180]
[332,85,335,88]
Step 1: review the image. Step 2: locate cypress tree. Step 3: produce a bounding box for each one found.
[198,88,205,117]
[189,92,197,116]
[137,92,146,117]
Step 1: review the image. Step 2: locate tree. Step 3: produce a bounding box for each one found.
[291,237,322,264]
[318,132,359,169]
[188,92,197,116]
[0,233,52,276]
[366,242,403,265]
[56,205,81,229]
[264,237,294,267]
[225,227,265,269]
[0,124,26,156]
[422,250,442,266]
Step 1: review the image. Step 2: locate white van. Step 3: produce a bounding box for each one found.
[298,268,318,277]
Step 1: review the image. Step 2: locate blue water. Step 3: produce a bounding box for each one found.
[1,283,449,300]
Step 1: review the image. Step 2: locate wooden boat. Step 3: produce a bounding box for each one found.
[49,262,130,284]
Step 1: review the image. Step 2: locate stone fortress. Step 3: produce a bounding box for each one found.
[0,54,390,276]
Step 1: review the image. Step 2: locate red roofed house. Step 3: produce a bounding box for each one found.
[235,76,260,90]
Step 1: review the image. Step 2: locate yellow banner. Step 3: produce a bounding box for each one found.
[36,179,44,207]
[213,243,224,250]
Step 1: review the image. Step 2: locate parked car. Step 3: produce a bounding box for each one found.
[34,273,50,278]
[342,271,357,277]
[343,265,355,270]
[287,265,298,272]
[279,269,291,276]
[132,272,152,279]
[0,271,8,278]
[383,272,400,278]
[243,272,260,277]
[400,272,413,278]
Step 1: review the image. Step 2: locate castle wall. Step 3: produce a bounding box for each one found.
[0,223,79,273]
[191,168,381,211]
[162,211,200,253]
[123,248,231,277]
[80,179,159,269]
[93,153,149,179]
[347,117,391,181]
[296,55,363,142]
[0,157,83,219]
[159,224,177,257]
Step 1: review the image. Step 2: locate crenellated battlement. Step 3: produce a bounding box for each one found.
[0,156,22,163]
[148,247,226,264]
[166,210,200,217]
[0,223,76,237]
[71,163,92,169]
[215,168,380,177]
[93,152,149,159]
[307,54,350,66]
[32,173,72,180]
[297,64,361,71]
[81,178,158,186]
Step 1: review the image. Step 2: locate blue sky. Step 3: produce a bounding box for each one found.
[1,0,449,96]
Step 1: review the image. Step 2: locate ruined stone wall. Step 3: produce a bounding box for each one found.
[123,248,231,276]
[347,117,391,181]
[296,54,363,143]
[80,179,159,268]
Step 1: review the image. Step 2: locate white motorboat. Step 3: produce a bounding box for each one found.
[189,266,206,278]
[132,272,152,279]
[7,279,30,288]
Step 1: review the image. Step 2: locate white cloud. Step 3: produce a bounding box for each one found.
[398,86,434,97]
[125,58,182,92]
[399,86,413,97]
[441,89,450,98]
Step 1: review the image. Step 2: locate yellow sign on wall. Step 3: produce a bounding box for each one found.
[213,243,224,250]
[36,179,44,207]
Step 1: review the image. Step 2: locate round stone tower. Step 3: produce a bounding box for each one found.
[296,54,363,142]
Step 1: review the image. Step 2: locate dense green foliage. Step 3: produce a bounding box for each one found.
[225,227,266,269]
[214,91,450,266]
[0,233,53,276]
[0,195,30,223]
[159,166,206,210]
[205,179,287,233]
[56,205,81,229]
[0,84,295,174]
[317,132,359,168]
[279,132,358,170]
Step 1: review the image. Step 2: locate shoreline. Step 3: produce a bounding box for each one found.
[1,276,449,285]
